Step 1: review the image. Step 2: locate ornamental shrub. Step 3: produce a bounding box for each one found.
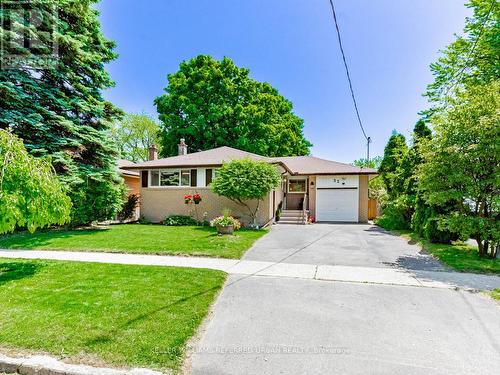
[164,215,198,226]
[0,130,71,234]
[211,158,281,226]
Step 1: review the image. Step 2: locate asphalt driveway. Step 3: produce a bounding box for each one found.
[243,223,447,271]
[190,224,500,374]
[191,276,500,375]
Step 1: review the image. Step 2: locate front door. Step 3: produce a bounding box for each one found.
[286,177,308,210]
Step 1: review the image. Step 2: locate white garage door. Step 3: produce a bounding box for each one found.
[315,176,359,222]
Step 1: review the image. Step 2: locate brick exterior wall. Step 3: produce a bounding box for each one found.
[358,175,369,223]
[140,186,273,226]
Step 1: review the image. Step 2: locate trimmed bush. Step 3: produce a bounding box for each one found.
[164,215,198,226]
[375,200,411,231]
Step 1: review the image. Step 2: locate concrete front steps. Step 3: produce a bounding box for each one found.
[277,210,308,225]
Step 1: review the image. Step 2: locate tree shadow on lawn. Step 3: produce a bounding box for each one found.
[0,227,110,249]
[0,261,44,286]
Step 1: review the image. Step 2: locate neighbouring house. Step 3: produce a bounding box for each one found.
[123,140,377,226]
[118,159,141,220]
[118,159,141,195]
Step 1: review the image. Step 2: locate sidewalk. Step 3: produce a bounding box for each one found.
[1,249,499,291]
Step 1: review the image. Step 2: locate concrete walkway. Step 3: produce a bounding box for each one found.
[1,249,499,291]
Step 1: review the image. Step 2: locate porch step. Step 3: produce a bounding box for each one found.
[278,210,309,224]
[281,210,309,218]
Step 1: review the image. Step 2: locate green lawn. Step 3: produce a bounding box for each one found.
[0,258,226,371]
[0,224,267,259]
[491,289,500,301]
[395,230,499,275]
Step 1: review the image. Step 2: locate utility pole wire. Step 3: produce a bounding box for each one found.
[327,0,369,142]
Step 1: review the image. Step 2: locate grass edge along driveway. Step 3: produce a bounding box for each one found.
[392,229,499,275]
[491,289,500,301]
[0,258,226,372]
[0,224,267,259]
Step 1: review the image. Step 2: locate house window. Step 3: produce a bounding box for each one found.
[141,171,148,188]
[180,169,190,186]
[150,171,160,186]
[160,170,179,186]
[288,179,306,193]
[205,169,213,185]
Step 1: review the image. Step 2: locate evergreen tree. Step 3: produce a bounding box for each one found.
[155,55,312,157]
[378,131,409,200]
[0,0,124,225]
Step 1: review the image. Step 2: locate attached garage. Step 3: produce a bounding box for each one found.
[315,175,359,222]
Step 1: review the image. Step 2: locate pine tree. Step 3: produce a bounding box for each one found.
[0,0,124,225]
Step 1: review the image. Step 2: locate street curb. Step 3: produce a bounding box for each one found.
[0,353,165,375]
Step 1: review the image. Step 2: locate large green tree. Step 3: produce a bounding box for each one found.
[0,0,124,225]
[0,130,71,234]
[425,0,499,105]
[418,81,500,258]
[155,55,312,157]
[112,113,162,162]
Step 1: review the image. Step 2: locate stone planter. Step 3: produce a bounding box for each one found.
[216,224,234,235]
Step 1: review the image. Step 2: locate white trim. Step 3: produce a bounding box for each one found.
[147,168,192,188]
[197,168,206,187]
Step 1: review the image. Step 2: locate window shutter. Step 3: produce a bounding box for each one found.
[141,171,148,188]
[190,169,197,187]
[205,169,213,185]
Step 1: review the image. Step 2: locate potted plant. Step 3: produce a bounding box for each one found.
[184,194,192,204]
[210,211,241,235]
[193,193,202,204]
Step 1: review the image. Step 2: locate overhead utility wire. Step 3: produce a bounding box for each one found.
[327,0,370,149]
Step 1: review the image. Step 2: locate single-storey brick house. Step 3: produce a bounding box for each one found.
[124,140,377,225]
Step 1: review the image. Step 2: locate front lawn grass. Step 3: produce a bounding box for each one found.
[491,289,500,301]
[0,258,226,371]
[0,224,267,259]
[394,230,499,275]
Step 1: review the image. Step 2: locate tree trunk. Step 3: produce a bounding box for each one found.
[476,237,486,257]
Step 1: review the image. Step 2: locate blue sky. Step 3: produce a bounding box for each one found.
[97,0,470,163]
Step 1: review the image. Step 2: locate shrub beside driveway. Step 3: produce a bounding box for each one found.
[0,224,267,259]
[394,230,499,275]
[492,289,500,301]
[0,259,226,372]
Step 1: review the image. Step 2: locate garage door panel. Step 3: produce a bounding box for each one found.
[316,188,358,222]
